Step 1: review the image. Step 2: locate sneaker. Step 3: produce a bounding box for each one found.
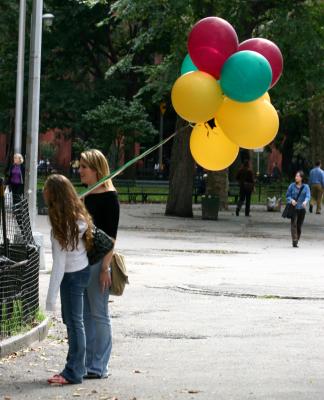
[309,204,313,213]
[316,211,321,215]
[292,241,298,248]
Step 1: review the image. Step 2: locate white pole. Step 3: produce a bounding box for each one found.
[25,0,43,230]
[257,152,260,176]
[14,0,27,154]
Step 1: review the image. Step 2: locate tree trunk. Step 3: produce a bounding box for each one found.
[165,119,195,217]
[309,98,324,164]
[206,170,229,210]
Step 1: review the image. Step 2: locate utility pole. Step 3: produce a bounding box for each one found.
[14,0,27,154]
[25,0,43,229]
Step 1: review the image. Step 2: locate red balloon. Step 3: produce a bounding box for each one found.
[238,38,283,87]
[188,17,238,79]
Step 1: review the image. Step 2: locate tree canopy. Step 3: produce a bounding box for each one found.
[0,0,323,176]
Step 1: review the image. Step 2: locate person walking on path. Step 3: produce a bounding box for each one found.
[45,174,94,385]
[79,149,120,379]
[286,171,310,248]
[6,153,25,204]
[308,160,324,214]
[236,160,255,217]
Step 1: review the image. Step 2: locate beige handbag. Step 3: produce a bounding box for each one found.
[110,253,129,296]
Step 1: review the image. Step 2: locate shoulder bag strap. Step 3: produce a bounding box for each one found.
[295,185,305,201]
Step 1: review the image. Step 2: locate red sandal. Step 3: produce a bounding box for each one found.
[48,374,71,385]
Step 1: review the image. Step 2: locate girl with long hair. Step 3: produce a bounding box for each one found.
[79,149,120,379]
[45,174,94,385]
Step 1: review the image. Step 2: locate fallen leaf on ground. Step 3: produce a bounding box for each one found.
[4,396,11,400]
[72,393,81,397]
[133,370,142,374]
[188,390,200,394]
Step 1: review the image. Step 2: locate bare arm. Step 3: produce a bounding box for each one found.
[99,239,115,293]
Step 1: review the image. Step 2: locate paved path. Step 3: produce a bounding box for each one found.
[1,204,324,399]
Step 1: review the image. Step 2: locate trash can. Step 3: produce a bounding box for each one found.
[201,195,220,220]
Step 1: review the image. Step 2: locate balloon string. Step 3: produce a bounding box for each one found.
[204,122,210,137]
[79,123,190,198]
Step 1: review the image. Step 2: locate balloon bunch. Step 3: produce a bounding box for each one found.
[171,17,283,171]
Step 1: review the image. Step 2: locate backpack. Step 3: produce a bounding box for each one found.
[110,253,129,296]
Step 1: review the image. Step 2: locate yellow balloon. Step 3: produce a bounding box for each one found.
[260,92,271,102]
[171,71,223,123]
[190,123,239,171]
[215,97,279,149]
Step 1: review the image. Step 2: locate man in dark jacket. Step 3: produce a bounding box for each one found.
[236,160,255,217]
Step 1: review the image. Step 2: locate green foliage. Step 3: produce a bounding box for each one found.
[0,0,323,173]
[39,142,57,161]
[0,300,23,337]
[72,137,95,157]
[83,96,157,152]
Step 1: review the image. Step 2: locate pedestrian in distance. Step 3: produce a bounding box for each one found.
[6,153,25,204]
[79,149,120,379]
[271,161,281,182]
[286,171,310,248]
[45,174,94,385]
[236,160,255,217]
[308,160,324,214]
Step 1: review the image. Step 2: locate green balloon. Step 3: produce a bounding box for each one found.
[220,50,272,102]
[181,54,198,75]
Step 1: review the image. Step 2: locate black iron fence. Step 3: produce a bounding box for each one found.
[0,179,39,339]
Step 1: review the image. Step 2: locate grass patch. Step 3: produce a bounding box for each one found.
[0,301,45,339]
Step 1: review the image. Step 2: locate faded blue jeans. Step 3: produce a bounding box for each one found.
[84,260,112,378]
[60,265,91,384]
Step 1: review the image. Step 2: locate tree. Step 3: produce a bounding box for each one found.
[83,96,157,174]
[165,121,195,217]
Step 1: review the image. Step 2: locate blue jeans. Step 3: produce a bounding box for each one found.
[60,265,91,383]
[84,260,112,378]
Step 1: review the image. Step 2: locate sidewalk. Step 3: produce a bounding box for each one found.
[1,204,324,399]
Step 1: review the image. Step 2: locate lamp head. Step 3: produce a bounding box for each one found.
[42,13,54,28]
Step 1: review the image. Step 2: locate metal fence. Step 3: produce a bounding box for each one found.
[0,179,39,339]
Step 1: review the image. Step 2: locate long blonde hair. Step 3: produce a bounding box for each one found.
[44,174,93,251]
[80,149,111,189]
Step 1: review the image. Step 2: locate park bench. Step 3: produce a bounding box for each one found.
[114,179,201,204]
[115,179,240,204]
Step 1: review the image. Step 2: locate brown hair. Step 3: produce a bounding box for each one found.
[44,174,93,251]
[296,170,304,181]
[80,149,111,189]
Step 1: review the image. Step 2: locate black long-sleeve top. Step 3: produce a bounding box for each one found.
[84,191,120,240]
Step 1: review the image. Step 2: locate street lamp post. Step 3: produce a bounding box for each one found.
[24,0,44,229]
[14,0,27,154]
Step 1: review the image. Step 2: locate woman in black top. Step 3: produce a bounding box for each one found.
[79,149,120,379]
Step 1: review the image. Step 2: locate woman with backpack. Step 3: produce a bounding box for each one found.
[79,149,120,379]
